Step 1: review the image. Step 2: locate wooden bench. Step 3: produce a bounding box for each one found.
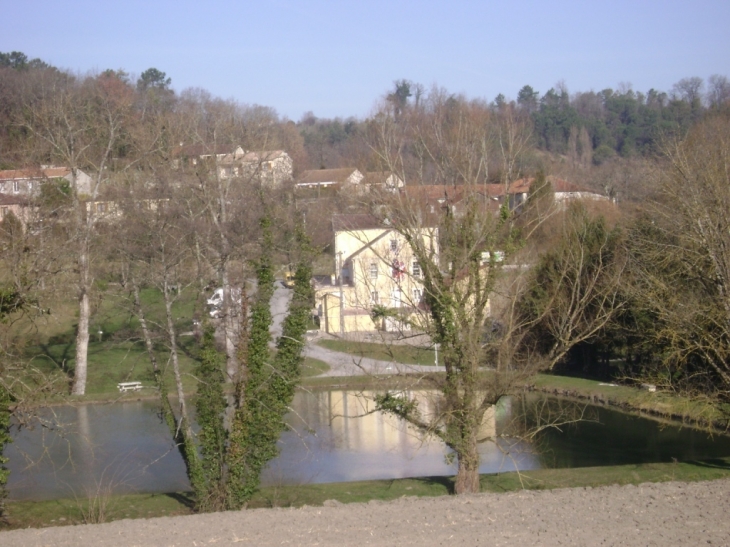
[117,381,143,392]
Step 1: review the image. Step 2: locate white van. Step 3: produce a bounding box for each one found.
[207,287,242,317]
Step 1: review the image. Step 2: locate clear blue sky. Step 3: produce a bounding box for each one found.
[2,0,728,120]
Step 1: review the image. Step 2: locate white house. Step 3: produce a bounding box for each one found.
[315,214,438,334]
[173,144,293,187]
[225,150,293,186]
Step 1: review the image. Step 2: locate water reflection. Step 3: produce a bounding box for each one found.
[6,391,730,501]
[263,390,532,486]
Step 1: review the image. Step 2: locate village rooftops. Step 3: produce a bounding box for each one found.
[172,143,243,158]
[0,167,75,181]
[296,168,363,188]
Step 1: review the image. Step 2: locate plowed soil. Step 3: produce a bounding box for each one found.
[3,479,729,546]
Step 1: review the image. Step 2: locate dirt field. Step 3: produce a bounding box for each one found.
[3,478,729,546]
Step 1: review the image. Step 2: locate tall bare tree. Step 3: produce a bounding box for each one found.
[630,112,730,400]
[18,70,138,394]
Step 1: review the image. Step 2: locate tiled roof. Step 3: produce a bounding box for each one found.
[298,168,359,185]
[363,171,395,185]
[509,176,595,194]
[0,167,71,181]
[172,143,238,157]
[240,150,288,162]
[0,193,29,205]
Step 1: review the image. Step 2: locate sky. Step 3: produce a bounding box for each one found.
[2,0,729,121]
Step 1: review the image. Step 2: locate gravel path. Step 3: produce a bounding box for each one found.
[4,479,729,546]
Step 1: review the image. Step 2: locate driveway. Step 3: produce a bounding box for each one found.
[270,282,444,377]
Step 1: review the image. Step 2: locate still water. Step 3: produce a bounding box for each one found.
[6,390,730,501]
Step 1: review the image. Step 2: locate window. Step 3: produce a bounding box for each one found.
[412,261,421,278]
[96,202,106,213]
[391,289,402,308]
[12,181,19,193]
[369,262,378,279]
[0,207,7,219]
[390,239,398,252]
[412,288,422,303]
[370,291,379,305]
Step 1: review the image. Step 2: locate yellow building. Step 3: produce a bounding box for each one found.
[316,214,438,334]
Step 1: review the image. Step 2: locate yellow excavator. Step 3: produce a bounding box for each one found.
[283,270,296,288]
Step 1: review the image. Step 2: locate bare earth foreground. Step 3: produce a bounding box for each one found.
[3,479,730,546]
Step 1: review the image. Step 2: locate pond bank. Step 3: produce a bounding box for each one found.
[526,374,730,432]
[0,459,730,545]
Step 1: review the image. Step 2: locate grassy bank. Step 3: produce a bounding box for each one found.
[4,457,730,530]
[528,374,730,430]
[316,339,443,366]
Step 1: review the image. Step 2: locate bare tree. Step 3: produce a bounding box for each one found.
[18,70,138,395]
[672,77,704,104]
[629,112,730,400]
[707,74,730,109]
[367,90,541,494]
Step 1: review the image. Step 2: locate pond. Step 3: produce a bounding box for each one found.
[5,390,730,501]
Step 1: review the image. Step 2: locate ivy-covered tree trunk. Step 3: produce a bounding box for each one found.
[163,216,314,512]
[224,218,314,508]
[0,386,10,520]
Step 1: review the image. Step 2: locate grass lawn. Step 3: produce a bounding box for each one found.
[529,373,730,429]
[14,286,331,400]
[316,339,443,366]
[5,457,730,530]
[301,357,330,378]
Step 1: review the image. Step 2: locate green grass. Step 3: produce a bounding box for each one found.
[301,357,330,378]
[15,285,332,400]
[530,373,730,429]
[316,339,443,366]
[5,457,730,530]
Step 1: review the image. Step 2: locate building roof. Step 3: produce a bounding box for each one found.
[509,176,596,195]
[0,193,29,205]
[298,168,361,185]
[363,171,401,185]
[240,150,289,163]
[332,214,385,232]
[172,143,241,158]
[0,167,72,181]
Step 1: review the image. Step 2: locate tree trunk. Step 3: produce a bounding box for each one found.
[132,281,158,373]
[71,287,90,395]
[221,266,239,381]
[454,438,480,494]
[163,281,192,438]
